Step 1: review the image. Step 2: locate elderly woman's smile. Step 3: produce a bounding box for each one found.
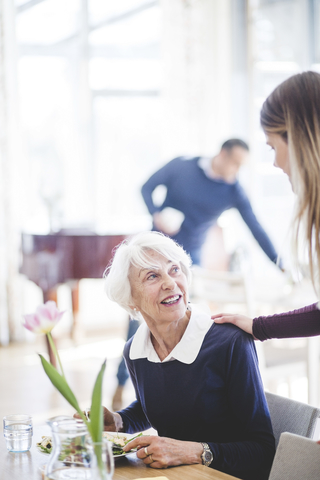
[161,294,181,305]
[129,251,189,325]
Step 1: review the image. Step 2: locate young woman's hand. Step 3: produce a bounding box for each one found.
[212,313,254,336]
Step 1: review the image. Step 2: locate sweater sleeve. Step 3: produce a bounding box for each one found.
[141,158,179,215]
[253,302,320,341]
[117,344,152,433]
[234,184,280,266]
[118,399,151,434]
[208,330,275,479]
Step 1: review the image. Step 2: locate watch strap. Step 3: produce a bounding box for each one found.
[201,442,213,467]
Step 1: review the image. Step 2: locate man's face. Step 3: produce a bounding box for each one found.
[219,146,249,182]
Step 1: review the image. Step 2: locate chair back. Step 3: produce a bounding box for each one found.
[268,432,320,480]
[265,391,320,447]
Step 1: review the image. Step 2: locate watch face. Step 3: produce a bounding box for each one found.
[204,451,212,462]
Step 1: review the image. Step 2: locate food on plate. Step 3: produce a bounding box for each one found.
[57,438,89,465]
[36,432,143,458]
[37,436,53,454]
[103,432,143,456]
[37,436,89,465]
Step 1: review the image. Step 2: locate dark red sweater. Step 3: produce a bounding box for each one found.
[253,302,320,341]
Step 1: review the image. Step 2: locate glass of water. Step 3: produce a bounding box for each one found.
[3,414,33,452]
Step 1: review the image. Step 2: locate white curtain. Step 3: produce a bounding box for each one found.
[0,0,23,345]
[160,0,232,158]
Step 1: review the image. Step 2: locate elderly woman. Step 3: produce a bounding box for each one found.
[103,232,275,480]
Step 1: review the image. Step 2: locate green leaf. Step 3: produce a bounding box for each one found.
[39,354,86,424]
[89,360,106,443]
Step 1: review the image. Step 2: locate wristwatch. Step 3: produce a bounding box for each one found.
[201,442,214,467]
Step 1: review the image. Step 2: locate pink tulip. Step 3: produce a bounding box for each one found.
[22,301,65,334]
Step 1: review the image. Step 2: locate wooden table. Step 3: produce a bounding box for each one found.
[113,455,238,480]
[0,426,239,480]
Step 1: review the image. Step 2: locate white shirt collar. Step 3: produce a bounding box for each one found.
[129,304,214,364]
[198,156,218,180]
[198,156,237,184]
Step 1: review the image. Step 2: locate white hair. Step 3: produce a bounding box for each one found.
[104,231,192,319]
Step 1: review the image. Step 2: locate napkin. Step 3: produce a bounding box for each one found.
[134,477,169,480]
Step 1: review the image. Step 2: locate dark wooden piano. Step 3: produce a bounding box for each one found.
[20,229,127,362]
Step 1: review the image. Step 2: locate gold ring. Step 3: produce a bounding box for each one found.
[149,454,153,463]
[144,447,148,457]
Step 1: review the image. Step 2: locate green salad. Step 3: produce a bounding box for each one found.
[37,436,53,454]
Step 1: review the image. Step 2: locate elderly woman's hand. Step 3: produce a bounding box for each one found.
[123,435,203,469]
[74,407,124,432]
[103,407,123,431]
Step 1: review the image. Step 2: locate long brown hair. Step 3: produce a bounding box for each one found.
[261,71,320,296]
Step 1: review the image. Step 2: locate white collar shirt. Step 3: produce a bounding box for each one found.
[198,156,218,180]
[198,156,237,184]
[129,304,214,365]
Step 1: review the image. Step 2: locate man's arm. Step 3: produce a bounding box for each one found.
[234,184,281,266]
[141,158,180,215]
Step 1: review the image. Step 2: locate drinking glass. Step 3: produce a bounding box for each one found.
[3,414,33,452]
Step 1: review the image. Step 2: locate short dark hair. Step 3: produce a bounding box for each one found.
[221,138,249,152]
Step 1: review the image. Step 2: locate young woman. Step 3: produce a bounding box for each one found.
[213,71,320,343]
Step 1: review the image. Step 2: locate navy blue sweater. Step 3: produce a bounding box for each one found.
[119,323,275,480]
[141,157,279,264]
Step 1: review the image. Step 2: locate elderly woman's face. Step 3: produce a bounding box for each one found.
[129,251,189,325]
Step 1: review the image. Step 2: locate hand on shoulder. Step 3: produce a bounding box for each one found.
[212,313,254,336]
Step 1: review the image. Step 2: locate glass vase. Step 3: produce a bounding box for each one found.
[85,438,114,480]
[46,416,91,480]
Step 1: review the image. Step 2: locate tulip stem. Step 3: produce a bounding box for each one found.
[47,332,66,379]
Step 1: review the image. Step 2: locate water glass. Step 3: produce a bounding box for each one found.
[3,414,33,452]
